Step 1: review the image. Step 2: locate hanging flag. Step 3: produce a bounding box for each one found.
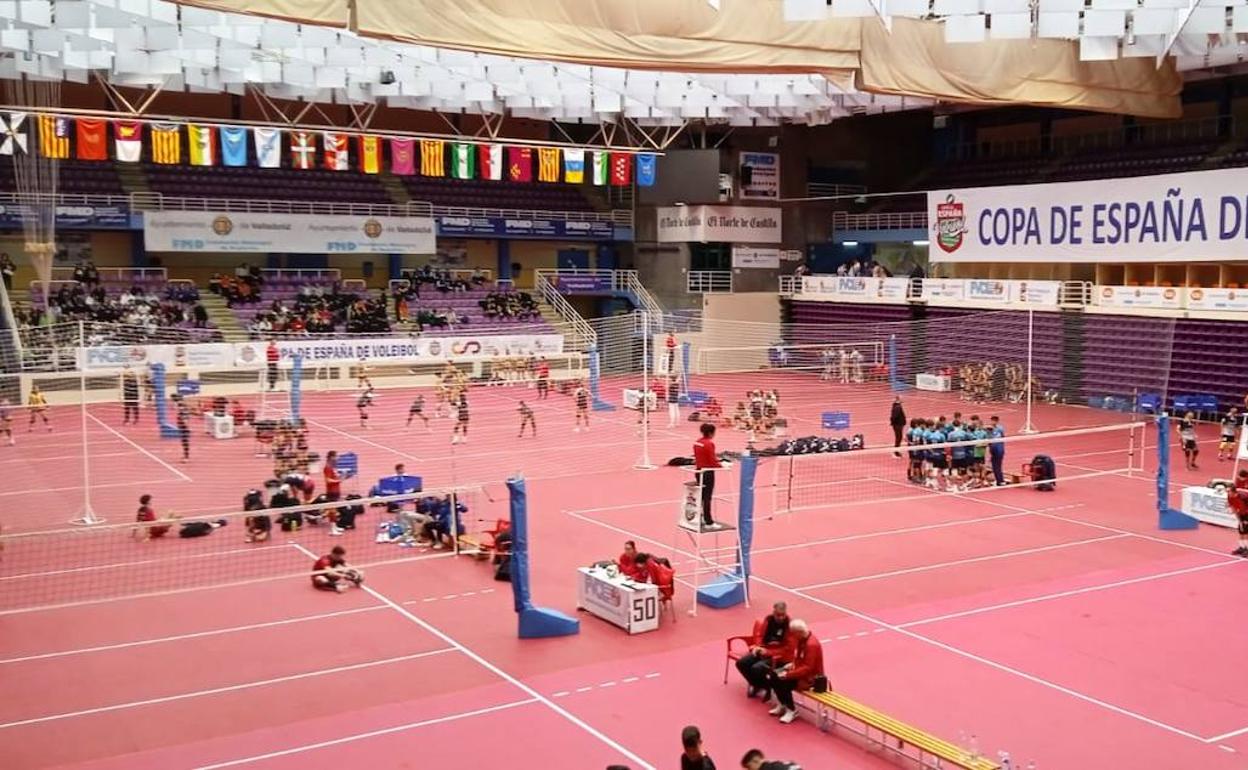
[187,124,217,166]
[508,147,533,183]
[220,126,247,167]
[114,121,142,163]
[636,153,657,187]
[420,140,445,176]
[591,151,609,186]
[75,119,107,161]
[537,148,560,183]
[253,128,280,168]
[563,149,585,184]
[0,113,27,156]
[478,144,502,180]
[38,115,70,159]
[390,138,415,175]
[323,132,349,171]
[290,131,315,169]
[451,143,475,179]
[610,152,632,186]
[151,123,181,164]
[358,135,380,174]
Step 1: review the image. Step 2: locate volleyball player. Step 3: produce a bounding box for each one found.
[946,420,970,491]
[925,419,948,489]
[0,398,12,446]
[969,416,990,487]
[1228,469,1248,557]
[906,419,924,483]
[1177,411,1199,470]
[121,367,140,425]
[27,384,50,431]
[574,382,590,432]
[451,391,470,444]
[176,398,191,463]
[517,400,536,438]
[406,393,429,429]
[1219,407,1240,461]
[357,384,375,428]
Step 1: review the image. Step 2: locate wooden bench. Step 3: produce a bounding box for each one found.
[802,690,1001,770]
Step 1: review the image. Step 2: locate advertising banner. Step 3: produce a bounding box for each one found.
[435,216,613,241]
[928,166,1248,262]
[731,246,781,269]
[78,343,234,371]
[0,203,130,230]
[921,279,966,302]
[553,275,610,293]
[1094,285,1182,310]
[144,211,436,254]
[1185,287,1248,312]
[739,152,780,200]
[234,334,565,367]
[1015,280,1062,305]
[965,279,1010,304]
[656,205,781,244]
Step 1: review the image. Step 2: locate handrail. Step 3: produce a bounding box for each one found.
[778,275,799,296]
[805,182,868,198]
[260,268,342,282]
[49,267,168,281]
[533,271,597,351]
[687,271,733,294]
[533,269,664,321]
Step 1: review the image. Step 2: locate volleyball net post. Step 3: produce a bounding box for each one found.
[150,362,179,439]
[694,455,753,609]
[888,334,909,393]
[507,474,580,638]
[1155,414,1200,531]
[289,353,303,421]
[588,345,614,411]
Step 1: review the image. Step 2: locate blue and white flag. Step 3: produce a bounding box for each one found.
[636,153,657,187]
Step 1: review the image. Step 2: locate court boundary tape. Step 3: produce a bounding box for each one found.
[289,543,657,770]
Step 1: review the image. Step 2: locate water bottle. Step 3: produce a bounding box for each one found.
[998,751,1013,770]
[969,734,980,759]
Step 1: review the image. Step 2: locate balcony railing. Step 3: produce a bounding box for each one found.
[832,211,928,231]
[687,270,733,294]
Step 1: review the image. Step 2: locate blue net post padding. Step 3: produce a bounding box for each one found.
[507,475,580,638]
[888,334,909,392]
[677,340,695,405]
[1156,414,1199,530]
[588,345,615,411]
[150,362,179,439]
[697,455,755,609]
[290,353,303,421]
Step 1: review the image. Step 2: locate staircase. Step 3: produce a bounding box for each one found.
[115,164,150,195]
[379,171,412,205]
[199,294,246,341]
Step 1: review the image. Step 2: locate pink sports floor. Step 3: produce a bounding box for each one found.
[1,372,1246,770]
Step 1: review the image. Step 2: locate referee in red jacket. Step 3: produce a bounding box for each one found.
[694,423,721,528]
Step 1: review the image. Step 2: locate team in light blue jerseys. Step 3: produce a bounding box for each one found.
[906,412,1007,491]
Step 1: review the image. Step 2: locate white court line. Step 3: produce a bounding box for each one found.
[193,698,539,769]
[795,534,1128,590]
[0,478,173,498]
[1208,726,1248,743]
[0,450,133,466]
[565,508,1214,744]
[752,512,1031,556]
[0,648,455,730]
[0,605,389,665]
[897,559,1243,629]
[305,418,425,463]
[0,545,272,583]
[289,543,656,770]
[192,698,539,769]
[87,414,191,481]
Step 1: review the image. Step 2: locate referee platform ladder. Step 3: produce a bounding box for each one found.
[673,465,749,618]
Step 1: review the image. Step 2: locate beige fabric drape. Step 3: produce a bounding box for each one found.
[178,0,348,26]
[859,18,1182,120]
[356,0,861,73]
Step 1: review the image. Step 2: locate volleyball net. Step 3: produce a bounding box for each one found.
[763,421,1148,520]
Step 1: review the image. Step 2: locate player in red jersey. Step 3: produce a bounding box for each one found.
[693,423,721,528]
[311,545,364,592]
[1228,469,1248,557]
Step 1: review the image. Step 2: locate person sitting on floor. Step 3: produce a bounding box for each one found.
[764,618,824,724]
[740,749,802,770]
[311,545,364,593]
[735,602,792,702]
[132,493,172,540]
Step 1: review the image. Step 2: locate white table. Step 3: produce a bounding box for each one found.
[915,373,952,392]
[203,413,235,439]
[576,567,660,634]
[1181,485,1236,528]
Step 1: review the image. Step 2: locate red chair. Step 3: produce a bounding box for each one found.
[652,558,677,624]
[724,620,764,684]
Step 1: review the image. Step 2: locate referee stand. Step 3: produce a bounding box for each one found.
[673,460,751,617]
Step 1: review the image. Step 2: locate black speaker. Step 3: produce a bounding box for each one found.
[740,165,754,185]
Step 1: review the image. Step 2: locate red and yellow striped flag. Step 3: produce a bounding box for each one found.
[537,148,560,183]
[38,115,70,159]
[420,140,445,176]
[151,123,181,164]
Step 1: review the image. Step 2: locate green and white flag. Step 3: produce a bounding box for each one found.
[591,151,609,185]
[452,143,476,179]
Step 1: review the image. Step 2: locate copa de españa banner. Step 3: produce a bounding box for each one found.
[927,166,1248,263]
[144,211,436,255]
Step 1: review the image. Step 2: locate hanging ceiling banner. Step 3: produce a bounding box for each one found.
[656,205,781,244]
[144,211,436,254]
[928,166,1248,263]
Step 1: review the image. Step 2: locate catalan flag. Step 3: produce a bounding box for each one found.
[537,148,560,183]
[38,115,70,159]
[151,123,181,164]
[420,140,445,176]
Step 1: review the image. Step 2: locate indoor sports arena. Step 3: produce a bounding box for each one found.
[4,3,1248,769]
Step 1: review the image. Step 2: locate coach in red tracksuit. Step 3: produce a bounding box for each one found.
[693,423,721,527]
[767,619,824,724]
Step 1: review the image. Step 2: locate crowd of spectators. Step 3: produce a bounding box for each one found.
[480,290,539,321]
[209,263,264,307]
[247,285,389,337]
[397,265,487,296]
[835,259,892,278]
[18,276,210,334]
